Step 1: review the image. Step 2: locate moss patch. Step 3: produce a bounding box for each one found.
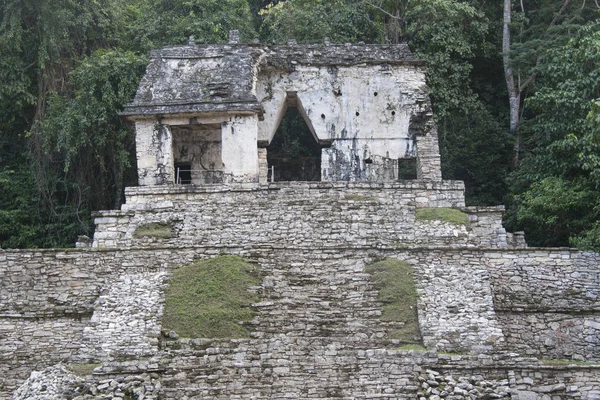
[162,255,260,338]
[344,194,373,201]
[540,358,600,366]
[396,344,426,351]
[415,207,468,226]
[365,258,421,342]
[133,222,174,239]
[69,363,101,377]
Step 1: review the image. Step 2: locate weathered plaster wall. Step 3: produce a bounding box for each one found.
[256,64,438,181]
[221,115,259,182]
[127,43,442,184]
[171,126,223,183]
[135,121,174,186]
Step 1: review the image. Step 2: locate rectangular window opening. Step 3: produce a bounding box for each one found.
[175,163,192,184]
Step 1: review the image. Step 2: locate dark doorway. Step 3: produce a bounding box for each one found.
[398,158,417,180]
[267,107,321,181]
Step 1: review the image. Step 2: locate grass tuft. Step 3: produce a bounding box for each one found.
[133,222,174,239]
[415,207,468,226]
[162,255,260,338]
[366,258,421,342]
[540,358,600,366]
[344,194,373,201]
[396,344,427,351]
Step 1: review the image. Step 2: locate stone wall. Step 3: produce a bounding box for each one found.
[0,317,88,396]
[486,250,600,361]
[486,250,600,312]
[91,182,518,249]
[430,353,600,400]
[496,311,600,361]
[2,244,599,397]
[76,272,167,363]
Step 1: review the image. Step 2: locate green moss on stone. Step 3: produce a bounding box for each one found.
[365,258,421,342]
[344,194,374,201]
[396,344,426,351]
[540,358,600,366]
[162,256,260,338]
[133,222,174,239]
[415,207,468,226]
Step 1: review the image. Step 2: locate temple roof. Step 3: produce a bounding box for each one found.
[121,43,422,118]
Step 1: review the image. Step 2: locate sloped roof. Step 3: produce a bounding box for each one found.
[121,43,422,118]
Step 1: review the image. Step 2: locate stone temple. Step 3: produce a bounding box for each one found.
[1,35,600,399]
[122,35,441,186]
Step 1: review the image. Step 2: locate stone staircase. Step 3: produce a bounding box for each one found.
[159,338,430,399]
[156,251,424,399]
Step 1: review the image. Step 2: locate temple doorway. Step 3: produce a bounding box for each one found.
[267,107,322,182]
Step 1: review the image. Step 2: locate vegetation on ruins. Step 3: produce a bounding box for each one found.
[162,256,260,338]
[365,258,421,342]
[133,222,175,239]
[415,207,469,226]
[0,0,599,251]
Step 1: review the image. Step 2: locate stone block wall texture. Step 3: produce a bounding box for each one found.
[486,250,600,361]
[92,182,515,249]
[75,272,167,363]
[2,185,600,398]
[2,243,600,398]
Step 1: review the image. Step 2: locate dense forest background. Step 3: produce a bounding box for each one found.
[0,0,598,250]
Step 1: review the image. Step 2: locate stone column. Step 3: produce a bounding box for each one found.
[258,148,268,184]
[135,120,174,185]
[416,127,442,180]
[221,115,259,183]
[410,104,442,181]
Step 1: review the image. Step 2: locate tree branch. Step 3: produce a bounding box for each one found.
[549,0,571,30]
[363,0,402,20]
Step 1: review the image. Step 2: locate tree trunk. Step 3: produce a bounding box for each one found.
[503,0,521,168]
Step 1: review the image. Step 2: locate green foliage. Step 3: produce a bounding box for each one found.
[134,222,174,239]
[41,49,145,176]
[415,207,469,226]
[439,106,512,205]
[396,343,426,351]
[259,0,376,43]
[507,23,600,250]
[517,177,599,247]
[162,256,261,338]
[25,49,147,246]
[407,0,490,116]
[134,0,256,48]
[365,258,421,342]
[0,167,42,248]
[508,0,599,87]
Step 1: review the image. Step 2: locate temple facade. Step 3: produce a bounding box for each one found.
[122,34,442,185]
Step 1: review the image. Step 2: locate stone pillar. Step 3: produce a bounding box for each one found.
[416,127,442,180]
[410,104,442,181]
[221,115,259,183]
[135,120,174,185]
[258,148,268,184]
